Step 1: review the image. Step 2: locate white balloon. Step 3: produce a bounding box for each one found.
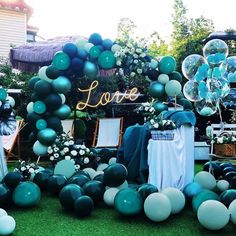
[33,140,48,156]
[103,188,119,207]
[109,157,117,165]
[93,171,104,179]
[228,199,236,225]
[6,96,15,107]
[76,38,88,49]
[84,43,94,53]
[0,208,8,218]
[194,171,216,190]
[158,74,169,85]
[83,168,97,179]
[26,102,34,113]
[216,180,229,192]
[97,163,108,172]
[59,94,66,104]
[117,180,128,189]
[0,215,16,236]
[38,66,52,83]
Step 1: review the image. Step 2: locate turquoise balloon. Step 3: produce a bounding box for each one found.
[192,190,220,214]
[89,45,102,59]
[0,88,7,101]
[33,101,46,114]
[52,51,71,70]
[114,188,143,216]
[158,56,176,74]
[53,104,71,119]
[83,61,98,78]
[36,119,47,130]
[98,50,116,69]
[37,128,57,146]
[52,76,71,94]
[13,181,41,207]
[33,140,48,156]
[148,82,166,99]
[152,101,168,114]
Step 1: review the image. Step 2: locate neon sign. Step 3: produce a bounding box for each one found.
[76,80,139,110]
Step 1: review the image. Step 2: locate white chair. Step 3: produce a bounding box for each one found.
[92,118,123,148]
[61,120,74,136]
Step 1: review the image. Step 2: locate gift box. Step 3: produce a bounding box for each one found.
[151,130,175,140]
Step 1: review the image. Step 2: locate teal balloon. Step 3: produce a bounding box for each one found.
[148,82,166,99]
[54,104,71,119]
[37,128,57,146]
[152,102,168,114]
[52,51,71,70]
[0,88,7,101]
[114,188,143,216]
[83,61,98,78]
[33,140,48,156]
[89,45,102,59]
[36,119,47,130]
[98,50,116,69]
[192,190,220,214]
[158,56,176,74]
[177,98,193,110]
[52,76,71,94]
[33,101,46,114]
[13,181,41,207]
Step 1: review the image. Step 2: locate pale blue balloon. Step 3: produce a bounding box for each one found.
[33,140,48,156]
[83,61,98,78]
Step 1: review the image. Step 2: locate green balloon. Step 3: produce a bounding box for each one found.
[36,119,47,130]
[89,45,102,59]
[28,76,41,90]
[13,181,41,207]
[98,50,116,69]
[152,101,168,114]
[46,65,62,79]
[159,56,176,74]
[177,98,193,110]
[0,88,7,101]
[52,51,71,70]
[52,76,71,94]
[33,101,46,114]
[148,82,166,99]
[37,128,57,146]
[34,80,52,99]
[165,80,182,96]
[114,188,143,216]
[192,190,220,214]
[53,104,71,119]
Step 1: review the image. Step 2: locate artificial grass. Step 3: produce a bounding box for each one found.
[6,162,235,236]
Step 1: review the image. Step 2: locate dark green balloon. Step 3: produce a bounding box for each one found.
[103,164,127,187]
[114,188,143,216]
[53,104,71,120]
[169,71,182,82]
[28,76,41,90]
[138,183,158,202]
[27,112,42,125]
[98,50,116,69]
[74,195,94,217]
[82,180,105,203]
[34,80,52,99]
[47,175,67,195]
[44,93,62,111]
[59,184,84,211]
[220,189,236,207]
[46,65,62,79]
[33,171,51,191]
[46,116,62,132]
[12,181,41,207]
[177,98,193,110]
[2,172,23,190]
[152,101,168,114]
[148,82,166,99]
[192,190,220,214]
[0,184,12,207]
[37,128,57,146]
[158,56,176,74]
[68,175,91,187]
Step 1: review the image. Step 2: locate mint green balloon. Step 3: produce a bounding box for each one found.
[52,76,71,94]
[165,80,182,96]
[33,101,46,114]
[13,181,41,207]
[53,51,71,70]
[37,128,57,146]
[54,104,71,119]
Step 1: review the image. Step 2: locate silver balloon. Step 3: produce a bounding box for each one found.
[183,80,202,102]
[182,54,207,80]
[195,99,218,116]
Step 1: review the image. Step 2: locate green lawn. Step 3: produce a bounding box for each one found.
[6,162,236,236]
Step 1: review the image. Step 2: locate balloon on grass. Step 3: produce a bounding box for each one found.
[228,199,236,224]
[74,195,94,217]
[194,171,216,190]
[47,175,67,195]
[0,215,16,236]
[2,172,23,190]
[103,188,119,207]
[0,184,11,207]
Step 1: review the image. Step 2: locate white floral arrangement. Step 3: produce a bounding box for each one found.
[135,102,155,116]
[47,132,94,170]
[148,118,176,131]
[14,160,39,180]
[212,133,236,144]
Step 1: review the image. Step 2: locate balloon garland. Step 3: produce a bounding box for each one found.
[182,39,235,118]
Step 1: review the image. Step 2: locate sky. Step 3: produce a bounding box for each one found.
[25,0,236,41]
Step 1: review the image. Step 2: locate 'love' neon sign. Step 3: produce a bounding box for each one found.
[76,80,139,110]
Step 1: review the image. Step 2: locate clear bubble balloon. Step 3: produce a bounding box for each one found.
[221,56,236,83]
[182,54,207,80]
[203,39,228,66]
[195,99,218,116]
[221,88,236,109]
[183,80,202,102]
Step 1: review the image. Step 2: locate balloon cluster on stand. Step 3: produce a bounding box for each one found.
[183,166,236,230]
[182,39,236,118]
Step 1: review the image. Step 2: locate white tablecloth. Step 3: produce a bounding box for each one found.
[147,125,194,191]
[0,137,8,181]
